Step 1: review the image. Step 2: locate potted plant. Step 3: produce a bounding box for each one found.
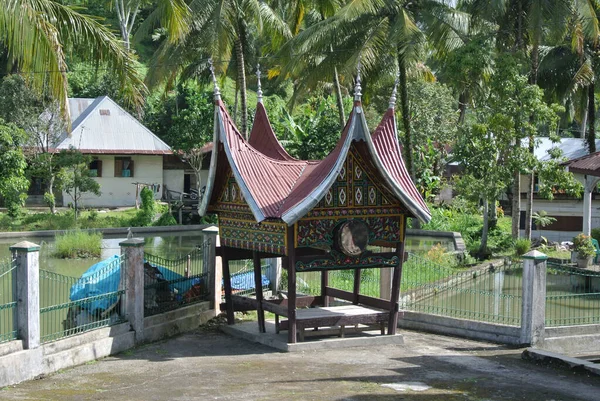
[573,234,596,268]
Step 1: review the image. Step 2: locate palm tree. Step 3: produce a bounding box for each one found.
[278,0,469,177]
[0,0,156,120]
[144,0,291,139]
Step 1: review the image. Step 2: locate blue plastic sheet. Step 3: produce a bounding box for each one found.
[227,271,270,291]
[69,255,121,313]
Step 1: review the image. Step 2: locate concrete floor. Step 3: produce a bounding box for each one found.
[2,326,600,401]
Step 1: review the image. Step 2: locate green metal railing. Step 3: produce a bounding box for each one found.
[403,255,522,326]
[223,259,271,300]
[0,257,17,343]
[545,264,600,327]
[39,256,125,343]
[144,242,208,317]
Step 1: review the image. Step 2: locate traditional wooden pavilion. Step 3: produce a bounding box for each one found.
[199,64,431,343]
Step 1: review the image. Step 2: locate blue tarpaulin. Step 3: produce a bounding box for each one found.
[70,256,199,312]
[227,271,270,291]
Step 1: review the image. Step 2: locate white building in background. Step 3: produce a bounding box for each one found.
[51,96,207,208]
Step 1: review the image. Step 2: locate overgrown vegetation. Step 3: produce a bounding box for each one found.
[54,230,102,258]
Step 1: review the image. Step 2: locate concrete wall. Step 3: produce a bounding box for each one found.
[0,302,214,387]
[62,155,163,208]
[164,169,184,194]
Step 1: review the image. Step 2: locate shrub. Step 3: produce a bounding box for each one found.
[130,187,157,227]
[591,228,600,245]
[54,230,102,258]
[154,211,177,226]
[573,233,596,259]
[514,238,531,256]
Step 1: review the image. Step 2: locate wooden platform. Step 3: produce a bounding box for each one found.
[276,304,389,341]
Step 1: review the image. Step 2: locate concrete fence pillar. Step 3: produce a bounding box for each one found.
[10,241,40,350]
[120,238,145,343]
[520,250,547,346]
[202,226,222,316]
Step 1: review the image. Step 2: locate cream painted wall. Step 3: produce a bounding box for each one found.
[163,170,184,194]
[62,155,164,208]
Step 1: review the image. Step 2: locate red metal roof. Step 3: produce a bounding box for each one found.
[248,103,296,161]
[565,151,600,177]
[202,97,431,224]
[372,108,430,215]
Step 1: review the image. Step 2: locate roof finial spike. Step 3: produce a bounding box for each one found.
[388,69,400,109]
[208,58,221,101]
[256,64,263,104]
[354,59,362,102]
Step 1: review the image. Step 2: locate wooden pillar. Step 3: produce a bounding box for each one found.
[286,227,297,343]
[353,268,362,304]
[321,270,329,307]
[222,247,235,325]
[253,251,266,333]
[388,240,405,335]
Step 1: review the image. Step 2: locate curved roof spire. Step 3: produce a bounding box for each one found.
[354,59,362,102]
[208,58,221,101]
[388,70,400,109]
[256,64,263,104]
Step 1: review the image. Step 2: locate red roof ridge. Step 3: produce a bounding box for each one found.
[248,102,297,161]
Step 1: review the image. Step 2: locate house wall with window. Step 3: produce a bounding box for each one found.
[62,155,164,208]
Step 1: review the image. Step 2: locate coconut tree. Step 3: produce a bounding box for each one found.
[0,0,164,119]
[143,0,291,139]
[278,0,469,177]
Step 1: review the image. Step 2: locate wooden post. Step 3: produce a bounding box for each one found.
[135,183,140,209]
[321,270,329,307]
[222,247,235,325]
[388,241,405,335]
[286,227,297,343]
[253,251,266,333]
[353,268,362,304]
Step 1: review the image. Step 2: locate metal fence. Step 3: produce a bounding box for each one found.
[401,255,523,326]
[144,243,209,317]
[0,256,17,343]
[290,269,383,298]
[224,259,271,300]
[39,256,125,343]
[546,264,600,327]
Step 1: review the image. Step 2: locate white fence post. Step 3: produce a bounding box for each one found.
[120,238,145,343]
[268,258,282,294]
[520,250,547,346]
[202,226,222,316]
[10,241,40,349]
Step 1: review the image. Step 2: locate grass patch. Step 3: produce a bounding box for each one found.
[53,230,102,259]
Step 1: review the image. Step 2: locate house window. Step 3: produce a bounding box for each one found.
[114,157,134,178]
[89,159,102,177]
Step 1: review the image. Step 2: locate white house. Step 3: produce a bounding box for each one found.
[54,96,207,208]
[519,138,600,242]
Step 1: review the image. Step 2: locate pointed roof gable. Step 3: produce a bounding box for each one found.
[56,96,172,155]
[200,93,431,225]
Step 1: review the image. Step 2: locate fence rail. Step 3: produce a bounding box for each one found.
[0,257,17,343]
[144,242,208,317]
[546,264,600,327]
[39,256,125,343]
[402,256,522,326]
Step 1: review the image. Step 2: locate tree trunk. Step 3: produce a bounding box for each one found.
[588,83,596,153]
[478,200,489,259]
[458,92,467,125]
[511,141,521,239]
[524,172,534,240]
[47,175,56,214]
[333,66,345,128]
[489,199,498,230]
[235,39,248,139]
[398,57,413,178]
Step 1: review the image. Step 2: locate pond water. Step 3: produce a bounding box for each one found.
[0,231,207,278]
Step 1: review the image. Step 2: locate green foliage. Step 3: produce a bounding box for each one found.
[573,233,596,259]
[56,149,101,220]
[54,230,102,258]
[0,119,29,217]
[532,210,557,229]
[402,80,458,200]
[130,187,158,227]
[154,211,177,226]
[591,228,600,244]
[514,239,531,256]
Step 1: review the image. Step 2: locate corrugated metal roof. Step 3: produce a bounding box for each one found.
[57,96,172,154]
[203,97,431,225]
[566,151,600,176]
[534,137,600,161]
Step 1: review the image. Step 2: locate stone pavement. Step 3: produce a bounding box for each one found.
[2,326,600,401]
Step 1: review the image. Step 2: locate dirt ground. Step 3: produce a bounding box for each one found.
[2,325,600,401]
